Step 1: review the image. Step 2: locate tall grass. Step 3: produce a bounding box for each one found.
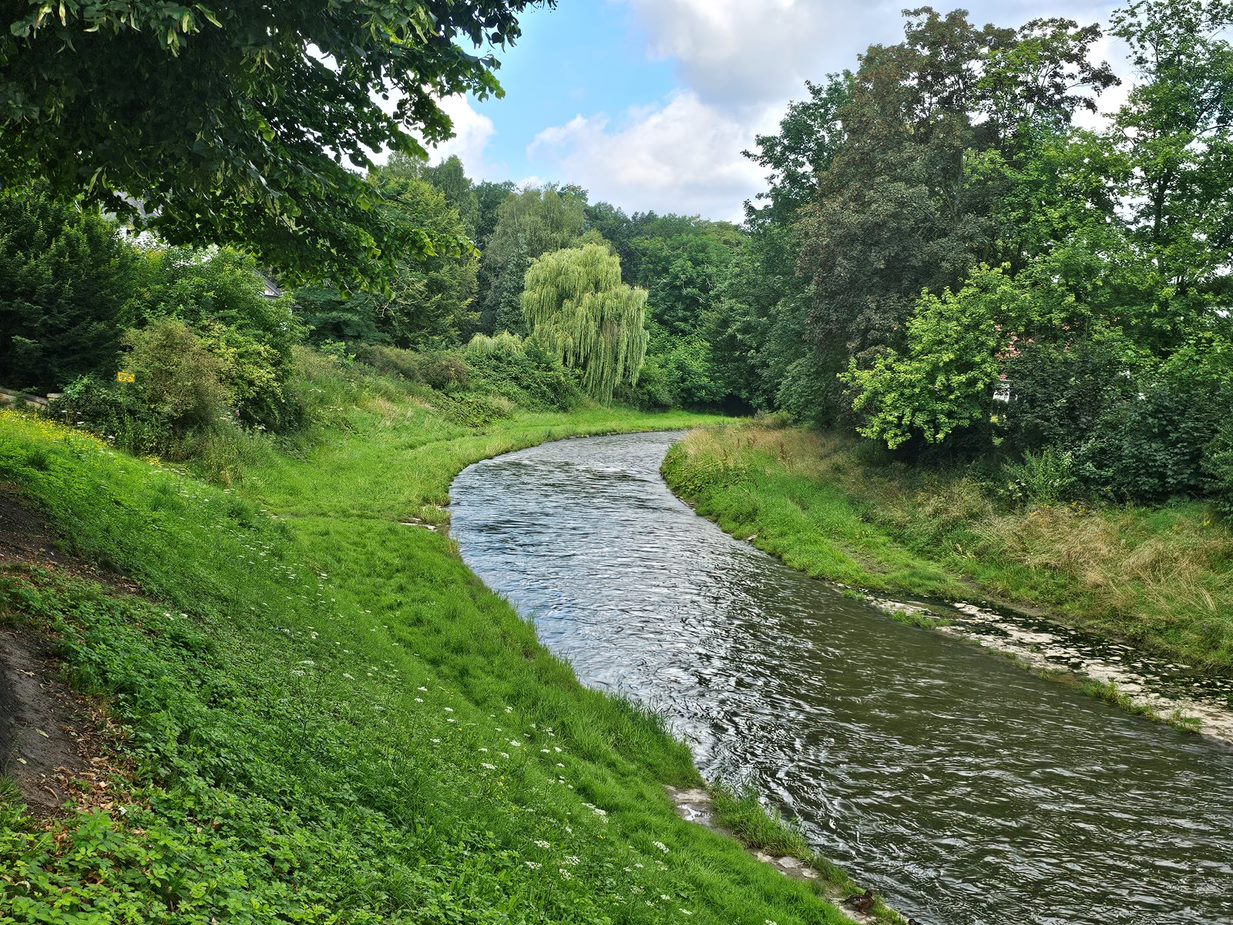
[664,424,1233,671]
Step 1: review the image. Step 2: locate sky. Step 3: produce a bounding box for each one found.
[431,0,1126,223]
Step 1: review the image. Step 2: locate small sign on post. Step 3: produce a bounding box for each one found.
[116,371,136,384]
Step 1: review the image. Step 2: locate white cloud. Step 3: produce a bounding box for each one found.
[527,0,1128,219]
[428,95,498,178]
[528,91,773,220]
[620,0,900,108]
[623,0,1121,111]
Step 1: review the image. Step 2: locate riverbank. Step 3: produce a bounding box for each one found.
[663,425,1233,719]
[0,356,898,924]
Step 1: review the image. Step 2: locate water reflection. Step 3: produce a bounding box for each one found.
[450,432,1233,925]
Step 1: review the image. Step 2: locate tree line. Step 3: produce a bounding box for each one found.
[2,0,1230,515]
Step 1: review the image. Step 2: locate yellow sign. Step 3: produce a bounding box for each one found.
[116,371,136,384]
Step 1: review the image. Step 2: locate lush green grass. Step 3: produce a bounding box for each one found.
[0,359,876,925]
[664,424,1233,672]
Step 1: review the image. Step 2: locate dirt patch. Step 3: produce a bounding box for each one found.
[0,485,126,816]
[0,485,140,594]
[0,627,108,815]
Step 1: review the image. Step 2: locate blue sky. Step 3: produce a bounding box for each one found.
[432,0,1123,222]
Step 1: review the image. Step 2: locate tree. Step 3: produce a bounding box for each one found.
[479,185,587,333]
[0,0,545,283]
[1110,0,1233,312]
[296,164,480,348]
[744,74,852,226]
[842,265,1026,451]
[792,8,1115,419]
[420,156,481,240]
[0,184,138,391]
[521,244,648,403]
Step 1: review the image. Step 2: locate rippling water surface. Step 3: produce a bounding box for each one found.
[449,432,1233,925]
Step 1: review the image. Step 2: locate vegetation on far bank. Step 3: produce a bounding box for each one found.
[664,424,1233,672]
[0,353,907,924]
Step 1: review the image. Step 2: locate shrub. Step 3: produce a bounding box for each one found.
[50,375,170,456]
[354,344,470,392]
[1001,446,1078,506]
[0,184,139,391]
[130,247,304,431]
[463,336,582,412]
[1073,333,1232,503]
[1205,422,1233,521]
[124,320,232,434]
[628,334,724,409]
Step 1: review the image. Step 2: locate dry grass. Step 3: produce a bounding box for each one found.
[667,423,1233,671]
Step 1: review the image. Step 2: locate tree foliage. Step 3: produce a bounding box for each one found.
[521,244,648,403]
[0,0,545,282]
[480,185,588,333]
[0,184,139,391]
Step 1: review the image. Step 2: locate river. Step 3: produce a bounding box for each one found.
[449,431,1233,925]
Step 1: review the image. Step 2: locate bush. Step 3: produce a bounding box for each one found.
[131,247,304,431]
[628,334,724,409]
[1000,446,1078,506]
[0,184,139,391]
[776,356,842,428]
[124,319,232,434]
[50,375,170,456]
[354,344,469,392]
[1073,334,1232,503]
[1205,421,1233,521]
[462,335,581,411]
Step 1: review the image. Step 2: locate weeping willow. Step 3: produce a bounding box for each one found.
[521,243,649,403]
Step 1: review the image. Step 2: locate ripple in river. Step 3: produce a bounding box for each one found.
[449,431,1233,925]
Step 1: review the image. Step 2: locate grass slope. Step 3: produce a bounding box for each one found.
[663,424,1233,672]
[0,358,873,925]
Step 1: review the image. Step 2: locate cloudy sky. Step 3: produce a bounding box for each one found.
[433,0,1125,221]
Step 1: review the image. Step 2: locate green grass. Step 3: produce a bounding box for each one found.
[0,358,875,925]
[664,423,1233,672]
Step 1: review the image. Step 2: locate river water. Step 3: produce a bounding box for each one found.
[449,432,1233,925]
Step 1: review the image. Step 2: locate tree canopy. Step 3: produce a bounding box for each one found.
[0,0,545,283]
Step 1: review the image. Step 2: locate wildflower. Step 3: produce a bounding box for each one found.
[558,869,573,880]
[418,686,428,692]
[680,910,693,916]
[482,763,497,771]
[525,861,541,870]
[534,839,551,849]
[430,738,441,744]
[342,673,355,680]
[509,739,522,747]
[652,841,670,853]
[415,697,424,703]
[563,856,580,866]
[443,706,454,713]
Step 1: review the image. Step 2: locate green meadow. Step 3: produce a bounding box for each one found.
[0,356,893,925]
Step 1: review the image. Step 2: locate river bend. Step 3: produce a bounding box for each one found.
[449,431,1233,925]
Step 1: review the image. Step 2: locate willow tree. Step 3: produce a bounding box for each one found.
[521,244,649,403]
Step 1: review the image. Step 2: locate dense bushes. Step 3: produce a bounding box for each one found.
[0,187,307,456]
[461,333,581,411]
[354,344,470,392]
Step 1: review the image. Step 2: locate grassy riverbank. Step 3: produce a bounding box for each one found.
[0,355,899,925]
[663,424,1233,673]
